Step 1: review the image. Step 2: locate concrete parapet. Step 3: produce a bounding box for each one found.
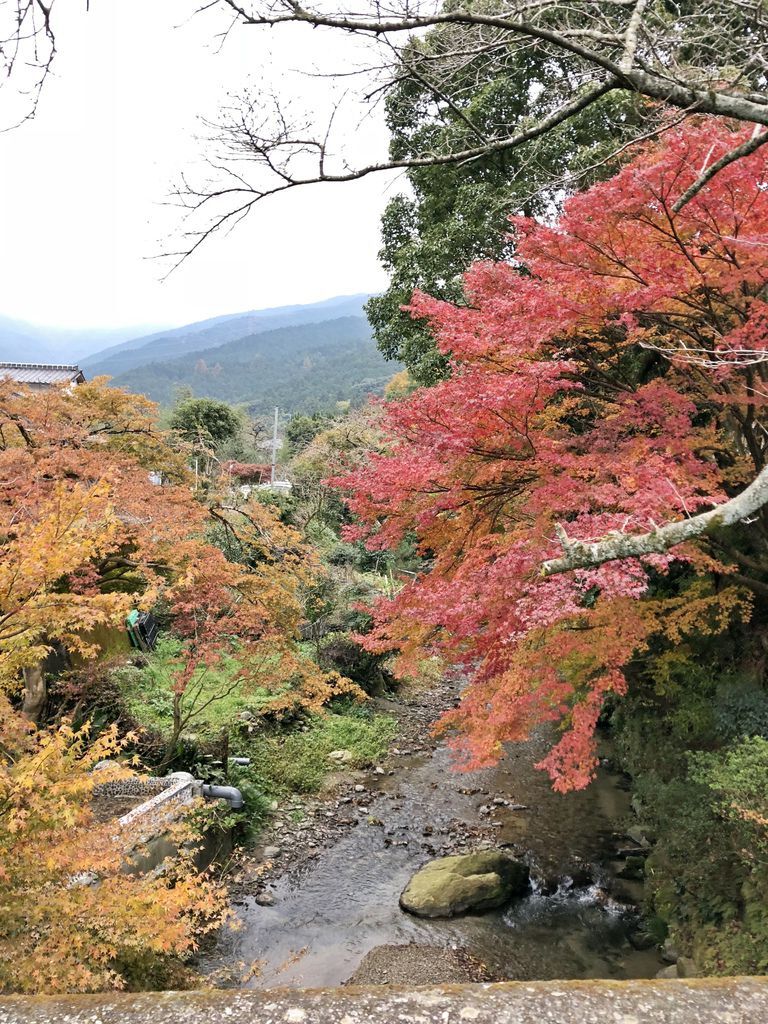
[0,977,766,1024]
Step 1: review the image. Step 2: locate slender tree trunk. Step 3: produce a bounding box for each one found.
[160,694,184,769]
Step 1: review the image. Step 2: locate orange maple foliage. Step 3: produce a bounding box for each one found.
[0,378,349,991]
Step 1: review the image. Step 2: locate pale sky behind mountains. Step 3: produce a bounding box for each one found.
[0,1,396,331]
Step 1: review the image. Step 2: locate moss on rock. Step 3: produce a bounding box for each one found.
[399,851,529,918]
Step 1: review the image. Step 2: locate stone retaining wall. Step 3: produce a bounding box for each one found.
[0,978,766,1024]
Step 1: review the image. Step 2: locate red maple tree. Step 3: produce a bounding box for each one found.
[337,119,768,791]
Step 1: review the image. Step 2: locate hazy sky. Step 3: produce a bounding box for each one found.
[0,1,397,330]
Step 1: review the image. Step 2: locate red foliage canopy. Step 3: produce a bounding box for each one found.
[336,120,768,790]
[221,460,271,483]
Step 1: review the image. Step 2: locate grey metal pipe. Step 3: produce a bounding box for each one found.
[201,783,244,811]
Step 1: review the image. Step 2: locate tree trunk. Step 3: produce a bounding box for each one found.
[160,694,184,769]
[21,663,46,722]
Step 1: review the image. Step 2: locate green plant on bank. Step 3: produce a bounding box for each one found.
[632,738,768,976]
[611,615,768,976]
[246,707,398,795]
[314,630,394,695]
[187,761,275,844]
[112,637,277,744]
[179,702,397,842]
[114,639,396,819]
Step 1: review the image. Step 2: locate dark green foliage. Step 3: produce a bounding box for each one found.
[640,775,745,939]
[168,396,242,448]
[113,317,399,416]
[635,739,768,975]
[189,760,274,843]
[316,630,394,696]
[714,679,768,743]
[326,540,380,574]
[612,616,768,975]
[368,7,651,383]
[226,764,274,841]
[285,412,332,457]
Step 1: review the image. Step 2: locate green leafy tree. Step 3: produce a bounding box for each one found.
[366,13,649,383]
[285,412,332,458]
[168,397,243,451]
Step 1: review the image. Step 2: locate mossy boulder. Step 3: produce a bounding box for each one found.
[400,851,529,918]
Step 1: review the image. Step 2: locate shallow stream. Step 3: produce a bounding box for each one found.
[205,712,663,987]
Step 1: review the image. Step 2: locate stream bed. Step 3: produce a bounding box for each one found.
[204,685,664,987]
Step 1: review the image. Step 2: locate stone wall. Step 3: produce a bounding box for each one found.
[0,978,766,1024]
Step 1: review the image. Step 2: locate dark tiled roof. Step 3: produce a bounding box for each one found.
[0,362,86,385]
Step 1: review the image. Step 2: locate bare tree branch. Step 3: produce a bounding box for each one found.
[163,0,768,262]
[215,1,768,125]
[165,77,616,270]
[0,0,58,127]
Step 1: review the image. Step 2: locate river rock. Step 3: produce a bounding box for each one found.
[400,851,529,918]
[617,855,646,880]
[676,955,701,978]
[627,824,656,847]
[346,943,491,986]
[628,927,657,951]
[661,937,681,963]
[656,964,678,979]
[328,749,353,763]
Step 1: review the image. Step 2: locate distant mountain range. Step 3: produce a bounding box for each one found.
[81,294,372,377]
[2,295,398,416]
[114,314,392,415]
[0,315,164,363]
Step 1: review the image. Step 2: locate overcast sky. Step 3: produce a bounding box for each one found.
[0,1,397,331]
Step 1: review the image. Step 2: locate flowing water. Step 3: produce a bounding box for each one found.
[206,715,663,988]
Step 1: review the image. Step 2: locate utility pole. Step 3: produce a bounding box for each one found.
[271,406,279,485]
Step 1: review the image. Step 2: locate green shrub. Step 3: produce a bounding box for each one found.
[635,739,768,975]
[316,630,393,695]
[714,679,768,743]
[188,760,274,842]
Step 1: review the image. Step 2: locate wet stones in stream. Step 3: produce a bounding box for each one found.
[210,678,666,987]
[226,678,464,902]
[345,943,494,986]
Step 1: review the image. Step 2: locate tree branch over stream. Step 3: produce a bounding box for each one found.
[542,465,768,576]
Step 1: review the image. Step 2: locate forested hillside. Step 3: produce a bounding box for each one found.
[111,316,394,414]
[82,294,371,378]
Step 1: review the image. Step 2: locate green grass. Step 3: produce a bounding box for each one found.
[248,709,398,794]
[113,638,276,741]
[113,638,398,801]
